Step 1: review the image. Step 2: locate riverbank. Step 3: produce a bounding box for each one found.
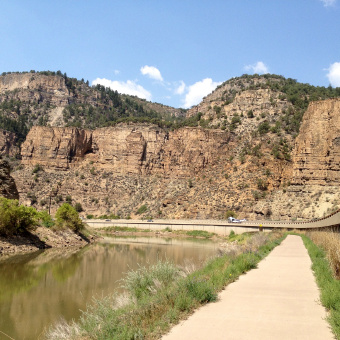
[0,223,242,257]
[46,231,285,340]
[0,226,96,256]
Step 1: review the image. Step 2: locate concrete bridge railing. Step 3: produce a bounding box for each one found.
[85,209,340,235]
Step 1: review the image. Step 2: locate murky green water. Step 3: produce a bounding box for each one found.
[0,236,218,340]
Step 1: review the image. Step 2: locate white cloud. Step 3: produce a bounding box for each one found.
[174,81,186,95]
[244,61,269,74]
[326,62,340,87]
[92,78,152,100]
[320,0,336,7]
[140,65,163,81]
[183,78,221,108]
[113,69,120,75]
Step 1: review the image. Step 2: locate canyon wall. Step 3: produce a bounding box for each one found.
[292,98,340,185]
[10,98,340,220]
[21,124,231,177]
[21,127,93,169]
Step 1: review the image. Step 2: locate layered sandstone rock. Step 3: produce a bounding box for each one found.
[292,98,340,185]
[21,126,92,169]
[20,124,231,176]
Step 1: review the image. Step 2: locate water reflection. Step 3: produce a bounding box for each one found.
[0,236,217,340]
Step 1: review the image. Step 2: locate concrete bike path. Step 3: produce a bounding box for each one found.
[162,235,334,340]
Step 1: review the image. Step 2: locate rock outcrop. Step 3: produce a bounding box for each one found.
[0,158,19,199]
[0,129,18,157]
[292,98,340,185]
[0,73,70,107]
[21,126,92,169]
[21,124,231,176]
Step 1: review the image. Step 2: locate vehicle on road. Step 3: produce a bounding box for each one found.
[147,219,153,222]
[228,217,247,223]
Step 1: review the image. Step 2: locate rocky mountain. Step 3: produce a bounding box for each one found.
[0,71,184,139]
[1,72,340,221]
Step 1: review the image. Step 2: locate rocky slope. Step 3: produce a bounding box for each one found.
[0,72,184,133]
[1,73,340,221]
[0,158,19,200]
[0,129,18,157]
[11,97,340,221]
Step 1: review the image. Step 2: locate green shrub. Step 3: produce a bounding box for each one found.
[136,204,148,215]
[74,202,83,212]
[257,178,268,191]
[186,230,215,238]
[183,277,217,303]
[226,210,236,219]
[55,203,83,232]
[32,163,43,174]
[258,121,270,135]
[121,260,180,300]
[0,198,39,235]
[39,210,55,228]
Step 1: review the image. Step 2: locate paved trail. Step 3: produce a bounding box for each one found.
[162,235,334,340]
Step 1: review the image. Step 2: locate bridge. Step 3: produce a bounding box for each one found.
[84,209,340,235]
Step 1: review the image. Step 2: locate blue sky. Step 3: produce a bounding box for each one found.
[1,0,339,108]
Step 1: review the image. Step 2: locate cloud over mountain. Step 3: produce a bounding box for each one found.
[327,62,340,87]
[92,78,152,100]
[184,78,221,108]
[244,61,269,74]
[140,65,163,81]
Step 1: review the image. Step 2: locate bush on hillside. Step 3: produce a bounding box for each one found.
[225,210,236,219]
[136,205,148,215]
[55,203,83,232]
[39,210,55,228]
[0,197,39,235]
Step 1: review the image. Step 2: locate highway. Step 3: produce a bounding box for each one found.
[84,209,340,235]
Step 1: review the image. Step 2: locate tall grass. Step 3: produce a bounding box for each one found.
[302,234,340,339]
[46,232,284,340]
[306,230,340,279]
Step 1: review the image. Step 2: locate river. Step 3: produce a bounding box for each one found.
[0,236,218,340]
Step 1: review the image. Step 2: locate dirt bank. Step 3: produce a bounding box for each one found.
[0,227,96,256]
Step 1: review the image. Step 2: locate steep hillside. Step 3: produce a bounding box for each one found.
[2,72,340,221]
[0,71,184,142]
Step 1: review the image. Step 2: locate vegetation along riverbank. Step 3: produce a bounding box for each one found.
[46,231,285,339]
[0,198,95,255]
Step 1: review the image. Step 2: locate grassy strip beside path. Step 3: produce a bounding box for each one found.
[47,232,285,340]
[302,234,340,339]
